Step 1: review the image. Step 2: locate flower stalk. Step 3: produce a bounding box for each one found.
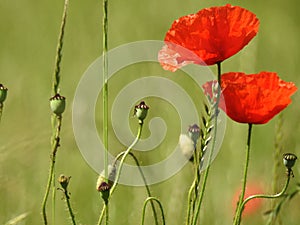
[235,174,291,225]
[41,0,69,224]
[141,197,165,225]
[233,123,253,225]
[191,62,222,225]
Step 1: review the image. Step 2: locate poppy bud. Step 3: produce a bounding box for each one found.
[283,153,297,169]
[134,101,149,124]
[58,174,71,190]
[0,84,8,103]
[188,124,200,148]
[50,94,66,115]
[283,153,297,177]
[96,164,116,192]
[96,165,116,204]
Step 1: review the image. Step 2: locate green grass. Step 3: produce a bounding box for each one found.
[1,0,300,224]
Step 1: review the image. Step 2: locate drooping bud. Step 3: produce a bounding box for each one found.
[134,101,149,124]
[50,94,66,115]
[0,84,8,103]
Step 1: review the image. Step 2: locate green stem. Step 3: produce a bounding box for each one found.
[42,156,55,225]
[41,116,63,225]
[109,123,143,195]
[97,204,106,225]
[185,180,196,225]
[266,185,299,225]
[0,103,3,123]
[233,123,253,225]
[235,175,290,225]
[113,152,159,225]
[52,172,56,225]
[141,197,165,225]
[96,123,143,225]
[63,189,77,225]
[191,62,222,225]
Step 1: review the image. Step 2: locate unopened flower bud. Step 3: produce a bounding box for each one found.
[283,153,297,169]
[134,101,149,124]
[50,94,66,115]
[188,124,200,147]
[58,174,71,190]
[96,165,116,192]
[0,84,8,103]
[283,153,297,177]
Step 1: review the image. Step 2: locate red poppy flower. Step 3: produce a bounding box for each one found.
[159,4,259,71]
[203,72,297,124]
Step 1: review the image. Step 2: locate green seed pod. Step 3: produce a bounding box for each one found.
[58,174,70,190]
[134,101,149,124]
[50,94,66,115]
[283,153,297,169]
[0,84,8,103]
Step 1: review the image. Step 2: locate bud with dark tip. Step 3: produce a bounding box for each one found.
[134,101,149,124]
[0,84,8,103]
[188,124,200,148]
[283,153,297,177]
[283,153,297,169]
[50,94,66,115]
[58,174,71,190]
[96,165,116,203]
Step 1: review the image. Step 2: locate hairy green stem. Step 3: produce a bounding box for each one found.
[63,189,77,225]
[235,175,290,225]
[233,123,253,225]
[141,197,165,225]
[42,0,68,223]
[191,62,222,225]
[42,116,63,225]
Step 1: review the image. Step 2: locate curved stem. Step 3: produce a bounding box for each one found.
[191,62,222,225]
[141,197,165,225]
[109,123,143,195]
[113,152,159,225]
[42,156,55,225]
[96,123,143,225]
[233,123,253,225]
[185,180,196,225]
[235,175,290,224]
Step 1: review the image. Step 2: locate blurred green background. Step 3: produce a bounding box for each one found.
[0,0,300,224]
